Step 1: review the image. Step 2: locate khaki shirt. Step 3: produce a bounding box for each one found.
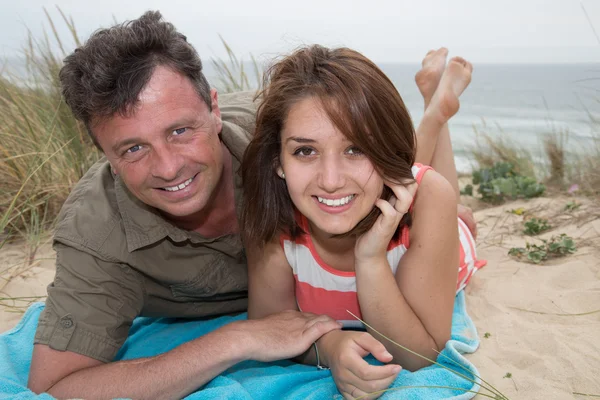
[34,92,257,362]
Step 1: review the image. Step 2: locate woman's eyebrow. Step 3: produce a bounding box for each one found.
[285,136,317,144]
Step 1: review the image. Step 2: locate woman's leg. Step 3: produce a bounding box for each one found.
[414,52,473,201]
[414,48,447,168]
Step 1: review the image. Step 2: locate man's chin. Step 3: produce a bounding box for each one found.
[159,206,201,220]
[148,197,199,217]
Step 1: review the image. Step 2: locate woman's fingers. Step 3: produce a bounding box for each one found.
[381,180,418,216]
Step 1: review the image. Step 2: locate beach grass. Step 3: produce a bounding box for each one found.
[0,10,260,249]
[348,310,510,400]
[210,34,262,93]
[0,8,100,248]
[2,9,599,249]
[0,9,599,400]
[466,124,600,198]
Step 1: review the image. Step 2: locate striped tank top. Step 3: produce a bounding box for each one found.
[280,164,486,328]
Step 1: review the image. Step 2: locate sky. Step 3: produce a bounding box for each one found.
[1,0,600,64]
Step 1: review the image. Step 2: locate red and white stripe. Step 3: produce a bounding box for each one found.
[281,164,486,327]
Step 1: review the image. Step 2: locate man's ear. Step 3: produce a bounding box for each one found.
[109,162,118,176]
[210,88,222,132]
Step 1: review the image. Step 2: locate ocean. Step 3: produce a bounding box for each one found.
[6,57,600,173]
[378,63,600,172]
[204,62,600,172]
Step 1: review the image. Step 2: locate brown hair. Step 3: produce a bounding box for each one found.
[241,45,416,246]
[59,11,211,148]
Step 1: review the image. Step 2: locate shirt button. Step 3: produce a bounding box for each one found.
[60,316,74,329]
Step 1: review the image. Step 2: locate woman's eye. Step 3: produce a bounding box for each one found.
[294,147,316,156]
[126,145,142,154]
[347,146,363,155]
[173,127,187,135]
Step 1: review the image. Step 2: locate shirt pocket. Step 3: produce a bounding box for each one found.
[169,254,247,302]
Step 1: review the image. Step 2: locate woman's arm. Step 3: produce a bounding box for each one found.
[355,170,459,371]
[247,238,298,319]
[247,239,401,398]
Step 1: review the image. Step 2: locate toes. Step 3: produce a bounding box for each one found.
[466,61,474,73]
[422,50,435,66]
[449,56,468,67]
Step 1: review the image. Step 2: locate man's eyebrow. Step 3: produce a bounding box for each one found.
[285,137,316,144]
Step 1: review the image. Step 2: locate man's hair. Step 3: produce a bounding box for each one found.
[241,45,416,246]
[59,10,211,145]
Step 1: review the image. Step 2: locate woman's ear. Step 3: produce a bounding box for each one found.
[276,166,285,179]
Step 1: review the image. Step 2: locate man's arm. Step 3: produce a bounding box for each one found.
[29,326,243,400]
[30,241,341,399]
[30,310,340,399]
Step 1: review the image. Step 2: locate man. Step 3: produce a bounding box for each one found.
[27,11,341,399]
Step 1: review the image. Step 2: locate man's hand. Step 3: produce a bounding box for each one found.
[319,330,401,400]
[239,310,342,362]
[457,204,477,239]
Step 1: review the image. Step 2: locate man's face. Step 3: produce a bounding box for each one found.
[94,66,224,221]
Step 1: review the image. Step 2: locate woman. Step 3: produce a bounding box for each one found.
[241,45,485,399]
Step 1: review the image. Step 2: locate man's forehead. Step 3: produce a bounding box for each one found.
[139,66,190,102]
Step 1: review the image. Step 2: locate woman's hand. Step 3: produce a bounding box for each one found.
[354,181,418,264]
[319,330,402,399]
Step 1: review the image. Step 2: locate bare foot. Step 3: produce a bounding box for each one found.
[415,47,448,106]
[425,56,473,125]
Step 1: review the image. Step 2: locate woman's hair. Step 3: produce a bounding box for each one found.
[241,45,416,246]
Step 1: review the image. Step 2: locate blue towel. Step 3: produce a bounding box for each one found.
[0,291,480,399]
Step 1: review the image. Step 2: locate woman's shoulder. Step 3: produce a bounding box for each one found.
[412,165,455,201]
[411,167,457,220]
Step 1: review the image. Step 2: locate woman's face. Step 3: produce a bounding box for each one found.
[279,96,384,237]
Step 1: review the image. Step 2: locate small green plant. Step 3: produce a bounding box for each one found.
[565,201,581,212]
[503,373,512,379]
[472,162,545,203]
[508,234,577,264]
[484,332,491,339]
[523,218,552,236]
[460,184,473,196]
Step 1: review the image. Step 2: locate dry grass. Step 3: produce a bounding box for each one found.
[543,128,567,187]
[0,10,261,248]
[0,8,101,244]
[210,35,262,93]
[468,123,600,196]
[468,125,536,178]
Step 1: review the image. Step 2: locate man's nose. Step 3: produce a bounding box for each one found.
[151,143,184,182]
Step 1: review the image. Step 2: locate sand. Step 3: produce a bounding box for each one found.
[1,195,599,399]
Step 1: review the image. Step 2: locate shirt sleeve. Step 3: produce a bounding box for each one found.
[34,243,144,363]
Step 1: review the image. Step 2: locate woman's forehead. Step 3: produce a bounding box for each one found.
[281,96,355,142]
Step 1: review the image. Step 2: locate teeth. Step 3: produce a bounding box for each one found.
[164,177,193,192]
[317,195,354,207]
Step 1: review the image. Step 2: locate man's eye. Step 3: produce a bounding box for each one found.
[347,146,363,155]
[126,145,142,153]
[173,127,187,135]
[293,147,316,157]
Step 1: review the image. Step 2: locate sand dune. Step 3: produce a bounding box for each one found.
[1,195,599,399]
